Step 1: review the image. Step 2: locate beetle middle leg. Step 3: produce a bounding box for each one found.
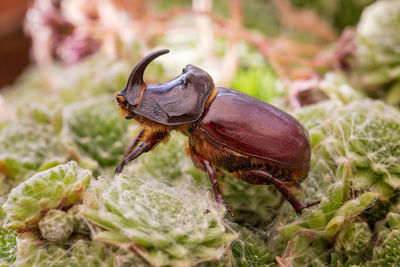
[192,154,234,217]
[238,170,320,214]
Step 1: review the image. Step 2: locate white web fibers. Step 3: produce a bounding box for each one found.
[357,0,400,66]
[0,227,17,265]
[0,130,277,267]
[130,132,283,226]
[355,0,400,92]
[2,162,91,231]
[0,162,151,267]
[62,97,133,168]
[14,232,149,267]
[128,132,203,185]
[118,133,280,266]
[0,120,66,173]
[83,174,236,266]
[296,99,400,202]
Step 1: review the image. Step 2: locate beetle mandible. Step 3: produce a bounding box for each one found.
[115,49,320,216]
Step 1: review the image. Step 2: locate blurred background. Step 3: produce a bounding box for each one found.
[0,0,376,99]
[0,0,31,87]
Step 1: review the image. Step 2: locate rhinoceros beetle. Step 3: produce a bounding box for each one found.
[115,49,320,216]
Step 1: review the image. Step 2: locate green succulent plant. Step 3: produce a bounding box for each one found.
[65,100,133,167]
[38,209,74,242]
[3,2,400,265]
[363,197,400,265]
[83,174,237,267]
[276,232,330,266]
[133,132,283,226]
[14,232,113,267]
[262,98,400,265]
[355,0,400,104]
[0,120,67,182]
[290,0,375,30]
[0,227,17,265]
[230,66,284,103]
[198,223,275,267]
[334,221,372,258]
[220,176,283,225]
[229,224,274,267]
[132,132,203,183]
[319,72,363,104]
[296,99,400,197]
[67,205,91,236]
[372,229,400,267]
[2,162,91,231]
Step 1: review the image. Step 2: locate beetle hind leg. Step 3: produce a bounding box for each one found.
[238,170,320,214]
[267,173,320,214]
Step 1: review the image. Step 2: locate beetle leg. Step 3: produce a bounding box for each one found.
[123,129,145,157]
[188,151,207,172]
[238,170,320,214]
[201,159,234,217]
[267,174,320,214]
[115,131,168,174]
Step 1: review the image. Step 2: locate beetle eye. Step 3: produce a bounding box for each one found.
[182,67,186,73]
[180,75,189,86]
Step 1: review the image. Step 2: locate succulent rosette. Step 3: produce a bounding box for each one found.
[65,99,133,168]
[83,175,236,267]
[0,227,17,265]
[38,209,75,242]
[2,162,91,231]
[0,120,67,182]
[133,133,284,225]
[14,233,112,267]
[264,98,400,265]
[355,0,400,104]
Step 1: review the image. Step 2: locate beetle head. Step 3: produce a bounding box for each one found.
[116,49,215,125]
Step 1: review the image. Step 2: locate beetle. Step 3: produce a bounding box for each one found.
[115,49,320,216]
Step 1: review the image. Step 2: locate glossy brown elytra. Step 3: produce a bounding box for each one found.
[115,49,320,216]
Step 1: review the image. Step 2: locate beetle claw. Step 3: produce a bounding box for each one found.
[217,199,234,217]
[225,204,234,217]
[306,200,321,208]
[295,200,321,215]
[115,161,126,174]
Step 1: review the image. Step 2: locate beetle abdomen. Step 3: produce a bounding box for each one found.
[199,87,311,169]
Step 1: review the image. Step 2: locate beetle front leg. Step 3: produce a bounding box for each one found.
[198,158,234,217]
[115,131,168,174]
[123,129,145,157]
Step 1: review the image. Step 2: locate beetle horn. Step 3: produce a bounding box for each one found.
[120,49,169,106]
[127,49,169,88]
